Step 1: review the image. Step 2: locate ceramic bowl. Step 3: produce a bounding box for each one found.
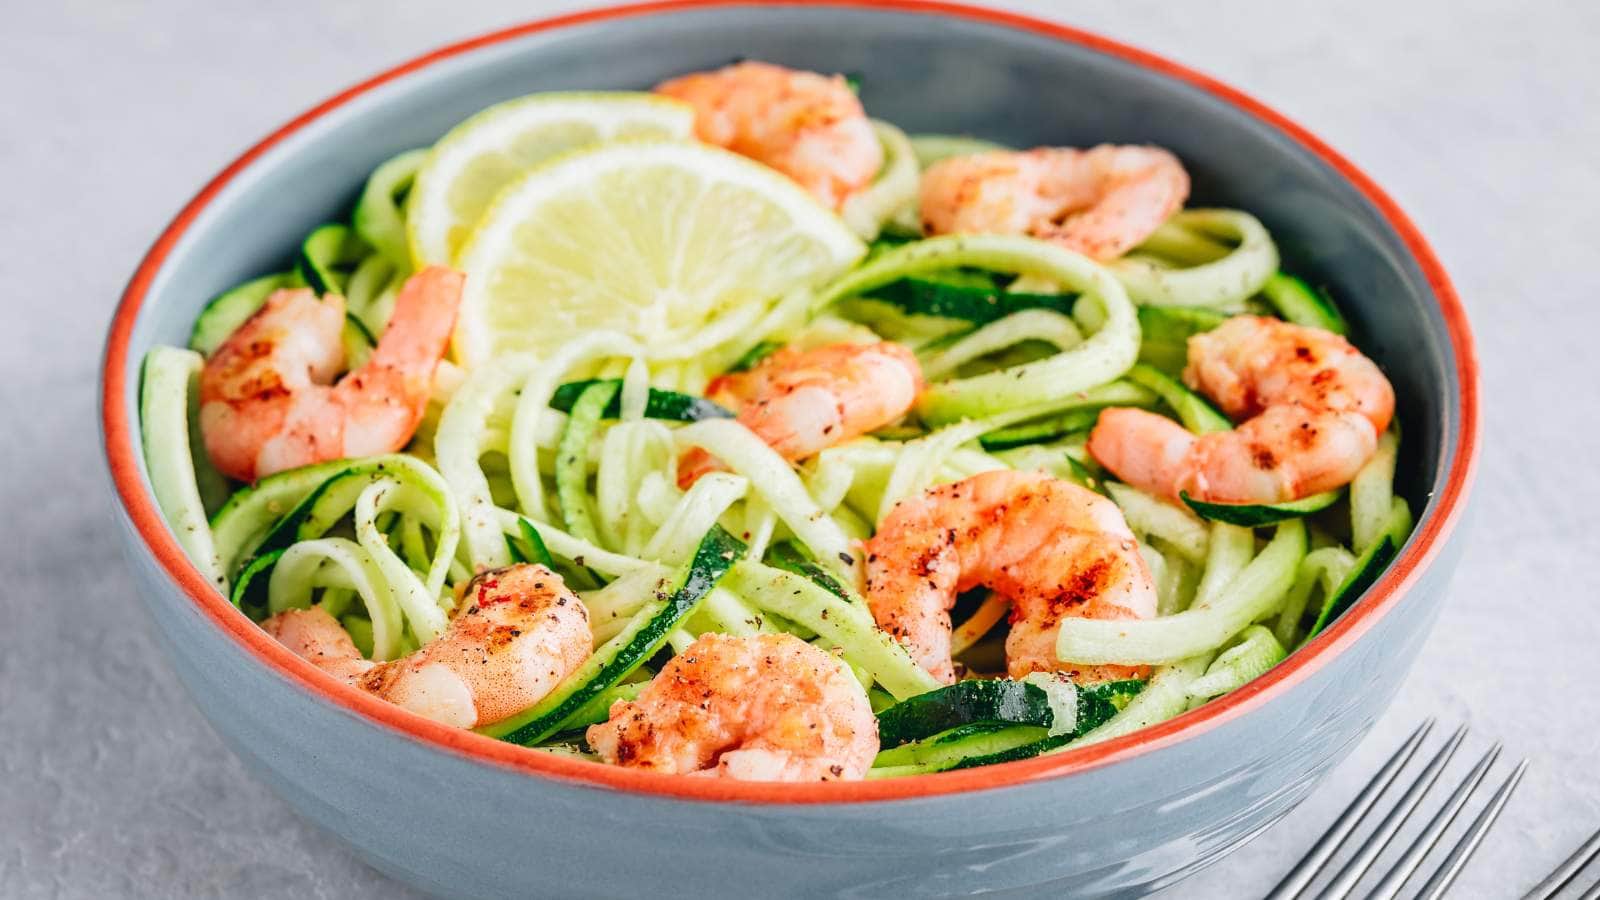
[101,2,1479,896]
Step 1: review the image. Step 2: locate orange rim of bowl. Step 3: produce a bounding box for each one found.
[101,0,1479,805]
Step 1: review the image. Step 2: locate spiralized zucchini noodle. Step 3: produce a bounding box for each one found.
[137,69,1411,780]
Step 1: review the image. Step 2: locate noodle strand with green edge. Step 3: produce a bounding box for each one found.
[223,455,461,632]
[1274,546,1356,646]
[209,459,351,582]
[1110,209,1279,309]
[872,397,1122,523]
[1055,519,1305,666]
[1186,625,1286,700]
[840,120,920,240]
[508,331,645,525]
[594,419,677,553]
[353,477,452,642]
[267,537,405,661]
[1193,522,1255,610]
[344,254,396,333]
[436,353,537,569]
[1105,482,1209,563]
[188,273,302,357]
[483,525,746,745]
[672,418,857,580]
[556,380,621,546]
[641,472,748,565]
[352,148,426,269]
[918,308,1083,380]
[139,346,226,589]
[721,561,940,700]
[1072,654,1212,747]
[1351,429,1400,553]
[492,508,649,579]
[815,234,1141,425]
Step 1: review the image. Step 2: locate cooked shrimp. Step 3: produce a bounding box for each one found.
[863,470,1157,684]
[259,603,376,684]
[1088,316,1395,504]
[655,61,883,210]
[678,341,923,487]
[919,145,1189,261]
[586,633,877,781]
[199,266,463,482]
[263,563,591,729]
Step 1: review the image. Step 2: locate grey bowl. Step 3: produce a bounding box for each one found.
[101,2,1479,896]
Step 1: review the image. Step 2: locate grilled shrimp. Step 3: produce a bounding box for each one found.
[199,266,462,482]
[679,341,923,486]
[863,470,1157,684]
[655,60,883,210]
[586,633,877,781]
[1088,316,1395,504]
[919,145,1189,261]
[263,564,591,729]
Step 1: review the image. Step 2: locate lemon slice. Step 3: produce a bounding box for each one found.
[453,140,866,366]
[407,93,695,266]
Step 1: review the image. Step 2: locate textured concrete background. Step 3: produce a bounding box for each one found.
[3,1,1598,897]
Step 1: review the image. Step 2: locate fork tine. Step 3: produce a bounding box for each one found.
[1524,826,1600,900]
[1580,879,1600,900]
[1365,743,1503,900]
[1318,724,1470,898]
[1413,758,1531,900]
[1265,719,1436,900]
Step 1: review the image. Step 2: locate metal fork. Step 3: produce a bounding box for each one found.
[1267,720,1530,899]
[1521,826,1600,900]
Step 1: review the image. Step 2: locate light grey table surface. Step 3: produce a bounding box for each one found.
[4,1,1597,897]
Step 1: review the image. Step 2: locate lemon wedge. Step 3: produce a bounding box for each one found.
[452,140,865,366]
[407,93,695,266]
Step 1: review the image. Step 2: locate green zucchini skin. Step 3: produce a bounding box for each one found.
[1063,454,1104,493]
[877,679,1145,751]
[224,458,434,607]
[1135,304,1229,375]
[1073,679,1147,732]
[947,680,1146,770]
[877,680,1053,747]
[226,467,352,602]
[1306,534,1397,639]
[549,379,733,422]
[1124,363,1232,434]
[296,223,369,296]
[1260,273,1347,335]
[875,722,1048,768]
[947,729,1073,770]
[340,313,376,369]
[555,380,620,546]
[1180,489,1342,527]
[491,525,747,746]
[505,517,555,568]
[977,408,1100,451]
[765,541,852,601]
[191,224,375,359]
[875,679,1146,772]
[188,273,302,356]
[228,549,285,617]
[729,340,782,373]
[210,459,350,577]
[868,269,1077,324]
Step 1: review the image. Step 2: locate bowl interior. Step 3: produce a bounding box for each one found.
[108,1,1469,796]
[118,4,1459,513]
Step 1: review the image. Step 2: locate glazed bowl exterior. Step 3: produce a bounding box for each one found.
[101,3,1478,897]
